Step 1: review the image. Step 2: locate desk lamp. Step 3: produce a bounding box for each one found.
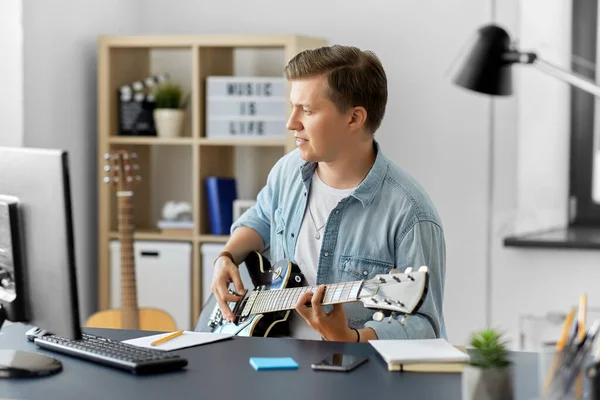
[452,24,600,97]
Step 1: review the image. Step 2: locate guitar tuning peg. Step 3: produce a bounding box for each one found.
[388,312,397,323]
[133,164,140,170]
[103,177,110,183]
[401,315,409,325]
[418,266,428,273]
[122,153,129,160]
[103,165,110,172]
[373,311,385,322]
[103,153,110,160]
[127,176,133,182]
[131,152,138,159]
[404,267,413,274]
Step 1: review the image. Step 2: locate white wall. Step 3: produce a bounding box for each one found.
[0,0,23,147]
[142,0,492,344]
[490,0,600,350]
[22,0,143,320]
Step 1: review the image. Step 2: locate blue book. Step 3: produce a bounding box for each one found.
[205,177,237,235]
[249,357,298,371]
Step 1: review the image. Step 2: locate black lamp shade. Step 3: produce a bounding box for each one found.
[453,24,514,96]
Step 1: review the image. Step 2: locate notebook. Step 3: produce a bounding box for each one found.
[249,357,299,371]
[122,331,233,351]
[369,339,470,372]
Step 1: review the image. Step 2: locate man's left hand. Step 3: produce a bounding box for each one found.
[295,284,357,342]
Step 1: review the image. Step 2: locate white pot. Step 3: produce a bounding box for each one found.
[462,364,514,400]
[153,109,184,138]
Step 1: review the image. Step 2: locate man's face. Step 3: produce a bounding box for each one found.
[287,75,352,162]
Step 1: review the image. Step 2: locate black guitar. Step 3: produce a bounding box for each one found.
[195,251,429,337]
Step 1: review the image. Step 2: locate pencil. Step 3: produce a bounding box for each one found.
[576,294,587,398]
[542,307,576,394]
[151,330,184,346]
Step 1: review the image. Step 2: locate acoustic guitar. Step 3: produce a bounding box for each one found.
[86,150,177,331]
[195,251,429,337]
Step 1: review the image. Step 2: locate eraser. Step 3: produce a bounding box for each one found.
[249,357,298,371]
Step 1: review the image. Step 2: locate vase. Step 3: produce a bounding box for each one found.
[462,364,514,400]
[153,109,184,138]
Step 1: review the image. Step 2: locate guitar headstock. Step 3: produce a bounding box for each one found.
[358,266,429,315]
[103,150,141,192]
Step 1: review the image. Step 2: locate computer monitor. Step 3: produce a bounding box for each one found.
[0,146,82,377]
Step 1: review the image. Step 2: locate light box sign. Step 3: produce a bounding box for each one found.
[206,77,287,138]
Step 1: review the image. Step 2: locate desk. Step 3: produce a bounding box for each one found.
[1,324,539,400]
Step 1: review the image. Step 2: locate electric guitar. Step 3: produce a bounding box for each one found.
[86,150,177,331]
[195,251,429,337]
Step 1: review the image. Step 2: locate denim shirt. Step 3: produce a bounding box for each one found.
[231,141,447,340]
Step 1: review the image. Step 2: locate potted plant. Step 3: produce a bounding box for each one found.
[462,328,513,400]
[152,82,189,138]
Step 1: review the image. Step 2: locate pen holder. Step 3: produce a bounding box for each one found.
[539,343,585,399]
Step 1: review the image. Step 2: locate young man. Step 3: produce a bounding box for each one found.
[211,45,446,342]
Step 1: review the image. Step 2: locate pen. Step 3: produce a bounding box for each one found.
[151,330,184,346]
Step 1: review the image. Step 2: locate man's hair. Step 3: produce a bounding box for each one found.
[284,45,388,134]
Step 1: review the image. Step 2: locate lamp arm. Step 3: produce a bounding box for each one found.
[503,50,600,97]
[528,56,600,98]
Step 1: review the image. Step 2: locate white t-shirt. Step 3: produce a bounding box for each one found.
[289,171,355,340]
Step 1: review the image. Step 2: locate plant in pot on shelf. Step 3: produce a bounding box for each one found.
[152,82,189,138]
[462,328,513,400]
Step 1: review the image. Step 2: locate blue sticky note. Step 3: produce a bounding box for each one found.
[249,357,299,371]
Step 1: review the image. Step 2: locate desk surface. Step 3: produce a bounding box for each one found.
[1,324,539,400]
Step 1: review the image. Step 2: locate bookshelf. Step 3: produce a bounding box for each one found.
[97,34,327,330]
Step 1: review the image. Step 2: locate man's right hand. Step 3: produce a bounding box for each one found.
[211,256,245,322]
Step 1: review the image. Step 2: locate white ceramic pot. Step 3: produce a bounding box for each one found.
[462,364,514,400]
[153,109,184,138]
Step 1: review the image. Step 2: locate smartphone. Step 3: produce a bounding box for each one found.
[311,353,369,372]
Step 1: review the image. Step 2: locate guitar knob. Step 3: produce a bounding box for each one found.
[373,311,384,322]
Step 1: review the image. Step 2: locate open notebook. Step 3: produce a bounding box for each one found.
[369,339,470,372]
[122,331,233,351]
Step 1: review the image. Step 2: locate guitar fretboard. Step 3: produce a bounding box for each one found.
[249,281,363,315]
[118,191,139,330]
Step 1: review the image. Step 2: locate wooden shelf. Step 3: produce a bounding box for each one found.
[97,33,327,331]
[198,138,286,147]
[109,230,194,241]
[109,136,195,145]
[198,234,230,243]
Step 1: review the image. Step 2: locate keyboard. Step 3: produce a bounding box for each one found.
[34,333,188,374]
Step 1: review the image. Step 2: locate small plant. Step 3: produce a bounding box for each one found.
[467,328,511,368]
[153,82,189,109]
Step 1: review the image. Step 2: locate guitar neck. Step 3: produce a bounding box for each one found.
[118,190,139,329]
[247,281,363,315]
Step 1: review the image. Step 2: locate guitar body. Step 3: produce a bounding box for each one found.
[85,308,177,332]
[196,251,305,337]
